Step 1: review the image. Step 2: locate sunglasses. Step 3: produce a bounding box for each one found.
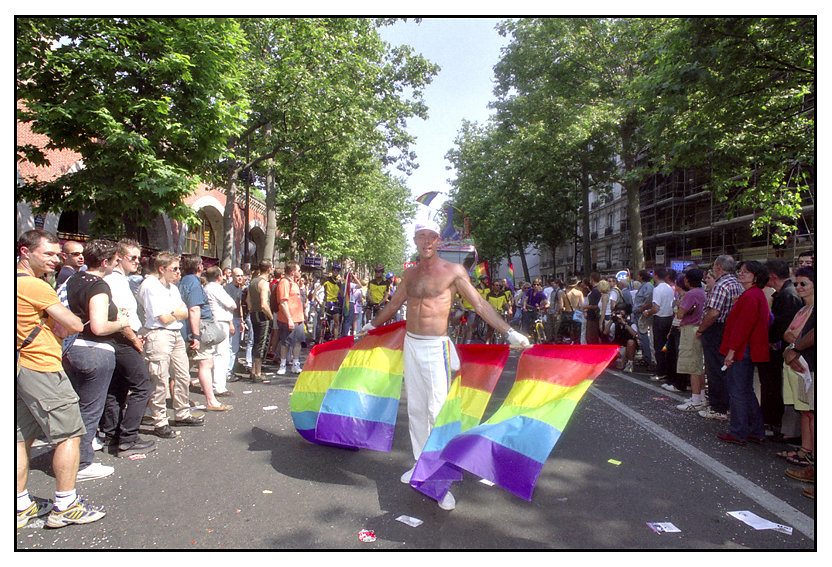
[795,281,812,287]
[126,255,140,262]
[168,266,181,272]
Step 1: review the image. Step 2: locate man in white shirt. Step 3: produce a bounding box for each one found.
[648,267,675,382]
[203,266,237,397]
[139,252,204,437]
[100,239,155,456]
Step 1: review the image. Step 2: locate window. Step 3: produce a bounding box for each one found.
[183,210,216,257]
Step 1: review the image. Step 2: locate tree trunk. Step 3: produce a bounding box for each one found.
[221,167,241,270]
[620,112,645,271]
[581,160,592,277]
[516,236,530,282]
[287,206,300,261]
[263,166,277,263]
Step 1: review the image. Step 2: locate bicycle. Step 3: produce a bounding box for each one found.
[524,307,547,345]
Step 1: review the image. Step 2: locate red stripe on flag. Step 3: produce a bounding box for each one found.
[514,345,619,387]
[457,344,509,392]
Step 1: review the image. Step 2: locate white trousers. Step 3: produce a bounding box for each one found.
[402,332,461,461]
[212,333,231,393]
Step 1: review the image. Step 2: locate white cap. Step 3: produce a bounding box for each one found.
[414,219,441,236]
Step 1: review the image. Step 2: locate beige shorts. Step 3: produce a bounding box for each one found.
[16,367,86,444]
[676,325,705,375]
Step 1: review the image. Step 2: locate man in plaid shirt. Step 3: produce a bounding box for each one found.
[695,255,744,420]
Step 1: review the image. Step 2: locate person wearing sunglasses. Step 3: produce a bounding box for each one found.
[56,240,85,287]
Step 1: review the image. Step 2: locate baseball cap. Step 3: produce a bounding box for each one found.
[374,266,384,271]
[332,264,341,270]
[386,272,394,279]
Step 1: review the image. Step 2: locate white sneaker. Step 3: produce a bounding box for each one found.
[291,363,303,374]
[438,491,456,511]
[91,437,104,451]
[662,384,683,393]
[623,361,634,373]
[677,399,707,412]
[650,375,666,382]
[400,466,415,484]
[698,407,729,421]
[76,462,115,482]
[277,364,287,376]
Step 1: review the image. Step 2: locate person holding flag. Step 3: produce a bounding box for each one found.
[361,219,530,510]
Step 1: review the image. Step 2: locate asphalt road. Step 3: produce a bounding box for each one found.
[16,349,815,550]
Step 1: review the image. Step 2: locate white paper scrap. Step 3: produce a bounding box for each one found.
[727,511,793,535]
[646,522,681,534]
[262,406,279,411]
[395,515,424,528]
[479,478,495,486]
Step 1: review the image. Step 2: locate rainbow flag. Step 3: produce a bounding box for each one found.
[415,191,441,206]
[506,264,515,292]
[410,344,509,501]
[472,261,489,282]
[314,322,407,451]
[290,335,355,446]
[438,344,618,501]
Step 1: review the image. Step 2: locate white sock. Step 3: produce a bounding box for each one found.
[292,359,300,366]
[691,393,704,404]
[54,489,77,511]
[17,490,32,512]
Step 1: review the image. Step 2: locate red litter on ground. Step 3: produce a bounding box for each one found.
[358,529,376,542]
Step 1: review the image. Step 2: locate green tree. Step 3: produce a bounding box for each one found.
[16,17,249,236]
[635,17,815,242]
[218,18,439,268]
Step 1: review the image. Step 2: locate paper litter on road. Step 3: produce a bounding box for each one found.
[608,459,622,466]
[262,406,279,411]
[395,515,423,528]
[479,478,495,486]
[243,390,253,394]
[262,490,273,494]
[646,522,681,534]
[128,454,146,460]
[727,511,793,535]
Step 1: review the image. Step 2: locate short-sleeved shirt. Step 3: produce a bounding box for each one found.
[678,286,706,326]
[486,291,509,312]
[224,282,244,318]
[525,290,548,310]
[17,273,64,372]
[633,281,653,313]
[178,273,213,321]
[705,273,743,323]
[276,277,304,323]
[66,272,118,346]
[323,279,341,303]
[652,282,675,317]
[139,275,185,330]
[367,280,389,304]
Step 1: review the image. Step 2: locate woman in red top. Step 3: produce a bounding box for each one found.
[717,260,770,445]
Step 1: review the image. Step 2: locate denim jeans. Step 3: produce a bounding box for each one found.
[64,344,116,469]
[701,323,730,413]
[227,317,243,375]
[726,346,765,441]
[99,340,153,444]
[636,314,652,365]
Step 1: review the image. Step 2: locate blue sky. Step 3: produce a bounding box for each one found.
[378,18,511,226]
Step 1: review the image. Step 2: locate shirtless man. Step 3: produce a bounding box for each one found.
[362,220,529,510]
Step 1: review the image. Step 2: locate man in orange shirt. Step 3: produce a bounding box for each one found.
[275,260,306,375]
[16,229,106,528]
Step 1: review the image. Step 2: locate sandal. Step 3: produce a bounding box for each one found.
[786,451,813,466]
[777,448,810,460]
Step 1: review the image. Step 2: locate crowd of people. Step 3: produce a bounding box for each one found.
[16,224,815,529]
[489,251,814,499]
[15,229,338,529]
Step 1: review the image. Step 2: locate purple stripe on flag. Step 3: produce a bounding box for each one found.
[410,450,463,501]
[315,413,397,452]
[440,432,543,501]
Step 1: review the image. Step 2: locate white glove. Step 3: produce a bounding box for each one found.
[361,322,376,334]
[507,328,530,348]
